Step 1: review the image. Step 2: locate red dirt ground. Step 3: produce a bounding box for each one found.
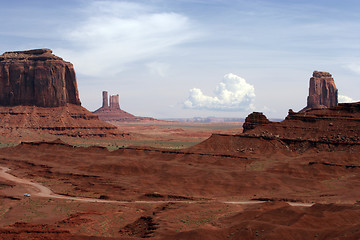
[0,103,360,239]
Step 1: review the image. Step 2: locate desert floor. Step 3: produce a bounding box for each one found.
[0,121,360,239]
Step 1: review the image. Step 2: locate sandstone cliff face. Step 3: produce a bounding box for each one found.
[0,49,81,107]
[302,71,338,111]
[0,49,125,139]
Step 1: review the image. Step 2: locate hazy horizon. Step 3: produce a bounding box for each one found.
[1,0,359,119]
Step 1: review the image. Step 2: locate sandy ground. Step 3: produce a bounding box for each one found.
[0,116,360,239]
[0,137,359,239]
[0,166,312,207]
[108,121,243,148]
[0,120,243,150]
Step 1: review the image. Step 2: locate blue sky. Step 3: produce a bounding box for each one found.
[1,0,359,118]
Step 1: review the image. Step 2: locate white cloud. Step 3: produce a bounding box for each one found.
[184,73,255,111]
[56,1,198,77]
[338,95,358,103]
[345,63,360,75]
[146,61,170,77]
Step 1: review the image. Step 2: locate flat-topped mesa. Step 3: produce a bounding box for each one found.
[301,71,338,112]
[0,49,126,138]
[0,49,61,61]
[0,49,81,107]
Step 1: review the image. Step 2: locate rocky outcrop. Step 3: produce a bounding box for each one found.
[0,104,123,138]
[102,91,108,108]
[100,91,120,110]
[0,49,125,139]
[0,49,81,107]
[110,94,120,109]
[301,71,338,112]
[93,91,155,122]
[192,102,360,155]
[242,112,270,133]
[240,102,360,151]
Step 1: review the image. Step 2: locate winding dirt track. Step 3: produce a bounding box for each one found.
[0,166,313,207]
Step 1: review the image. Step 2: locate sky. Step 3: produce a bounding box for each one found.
[1,0,359,119]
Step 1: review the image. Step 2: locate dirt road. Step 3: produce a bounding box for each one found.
[0,166,313,207]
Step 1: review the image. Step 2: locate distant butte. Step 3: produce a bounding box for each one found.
[301,71,338,112]
[93,91,156,122]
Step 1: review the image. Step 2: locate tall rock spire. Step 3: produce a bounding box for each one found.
[110,94,120,109]
[301,71,338,112]
[102,91,109,108]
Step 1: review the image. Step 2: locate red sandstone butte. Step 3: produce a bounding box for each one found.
[301,71,338,112]
[93,91,155,122]
[0,49,81,107]
[0,49,123,139]
[242,112,270,133]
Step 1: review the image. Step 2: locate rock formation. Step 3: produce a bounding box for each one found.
[301,71,338,112]
[242,102,360,150]
[0,49,81,107]
[93,91,155,122]
[102,91,108,108]
[242,112,270,133]
[0,104,123,139]
[0,49,124,139]
[192,102,360,155]
[110,94,120,109]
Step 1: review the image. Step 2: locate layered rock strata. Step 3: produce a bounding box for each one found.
[191,102,360,156]
[240,102,360,152]
[0,104,121,138]
[0,49,81,107]
[0,49,123,138]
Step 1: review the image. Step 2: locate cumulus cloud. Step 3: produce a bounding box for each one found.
[184,73,255,111]
[56,1,198,76]
[338,95,358,103]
